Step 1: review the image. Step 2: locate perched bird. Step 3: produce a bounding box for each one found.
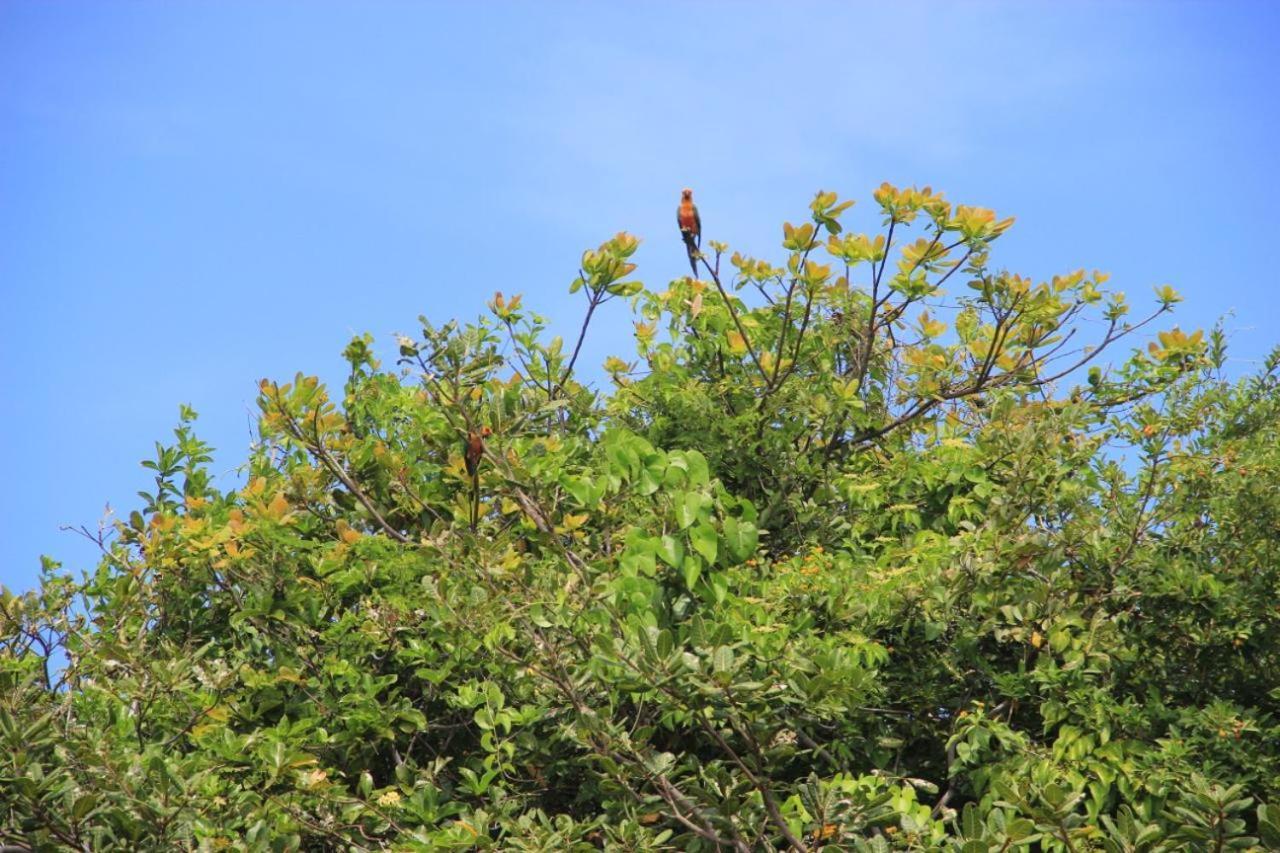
[677,188,701,276]
[464,426,492,530]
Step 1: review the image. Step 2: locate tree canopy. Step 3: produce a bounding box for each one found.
[4,184,1280,851]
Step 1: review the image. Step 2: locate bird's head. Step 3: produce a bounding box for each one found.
[681,188,693,201]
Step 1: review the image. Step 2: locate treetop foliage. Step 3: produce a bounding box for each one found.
[4,183,1280,850]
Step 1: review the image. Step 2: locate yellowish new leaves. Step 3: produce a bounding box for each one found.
[1154,284,1183,306]
[730,252,782,281]
[782,221,816,251]
[1148,327,1206,363]
[573,232,642,294]
[265,492,291,522]
[603,356,631,376]
[810,189,855,235]
[950,205,1016,242]
[825,232,886,265]
[809,189,851,216]
[335,519,361,544]
[801,260,832,287]
[917,312,947,339]
[489,291,523,320]
[555,513,589,535]
[873,182,951,225]
[903,346,948,372]
[899,236,953,271]
[633,321,656,343]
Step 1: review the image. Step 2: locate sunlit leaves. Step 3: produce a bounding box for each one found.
[826,231,886,265]
[1154,283,1184,307]
[810,189,855,235]
[571,232,643,296]
[917,311,948,340]
[782,221,817,251]
[1148,326,1206,364]
[873,182,952,226]
[948,204,1015,243]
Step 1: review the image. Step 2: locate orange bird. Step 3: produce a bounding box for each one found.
[464,426,491,531]
[677,188,701,276]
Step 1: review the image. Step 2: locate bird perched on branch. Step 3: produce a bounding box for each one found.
[677,188,701,277]
[464,426,491,531]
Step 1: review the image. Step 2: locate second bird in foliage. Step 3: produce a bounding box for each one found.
[464,426,491,531]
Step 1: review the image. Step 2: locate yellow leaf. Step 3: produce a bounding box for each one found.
[1031,631,1043,649]
[299,768,329,789]
[918,311,947,338]
[336,520,361,544]
[276,666,303,684]
[556,513,588,533]
[727,331,747,355]
[266,492,291,521]
[499,546,521,571]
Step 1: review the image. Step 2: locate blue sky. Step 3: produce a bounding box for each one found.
[2,1,1278,593]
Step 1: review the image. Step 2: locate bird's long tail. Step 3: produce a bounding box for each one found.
[682,232,699,277]
[470,472,480,532]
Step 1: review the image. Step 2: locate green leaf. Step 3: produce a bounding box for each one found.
[682,556,702,590]
[690,522,718,565]
[675,492,701,530]
[71,793,98,822]
[684,450,710,487]
[620,548,656,577]
[657,535,684,568]
[722,516,758,562]
[560,474,595,507]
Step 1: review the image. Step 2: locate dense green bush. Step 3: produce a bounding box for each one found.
[4,185,1279,850]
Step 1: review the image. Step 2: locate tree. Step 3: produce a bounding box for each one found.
[3,184,1279,851]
